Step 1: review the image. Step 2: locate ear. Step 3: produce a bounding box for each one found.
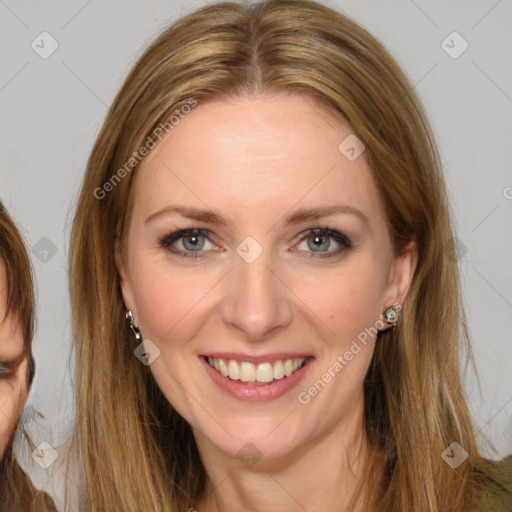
[380,240,418,314]
[115,236,137,317]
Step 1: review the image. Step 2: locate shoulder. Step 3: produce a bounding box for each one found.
[472,455,512,512]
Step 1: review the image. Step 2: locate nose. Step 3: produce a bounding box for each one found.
[220,247,293,341]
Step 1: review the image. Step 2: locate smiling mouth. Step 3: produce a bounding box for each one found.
[203,356,308,385]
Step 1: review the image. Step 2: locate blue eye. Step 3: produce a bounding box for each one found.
[159,227,352,259]
[294,228,352,258]
[160,229,215,258]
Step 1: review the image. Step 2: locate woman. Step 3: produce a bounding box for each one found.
[0,201,57,511]
[68,0,511,510]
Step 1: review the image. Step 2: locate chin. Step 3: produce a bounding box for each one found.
[193,414,308,464]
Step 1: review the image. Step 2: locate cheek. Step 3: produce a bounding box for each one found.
[129,254,217,343]
[292,260,386,344]
[0,380,24,454]
[0,384,13,439]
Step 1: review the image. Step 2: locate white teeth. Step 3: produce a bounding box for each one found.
[218,358,228,377]
[228,359,240,380]
[240,362,256,382]
[273,360,285,380]
[207,357,305,383]
[256,362,273,383]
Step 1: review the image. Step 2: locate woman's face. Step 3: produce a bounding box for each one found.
[119,93,416,462]
[0,261,28,459]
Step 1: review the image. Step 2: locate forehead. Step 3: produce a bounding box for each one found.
[132,93,385,229]
[0,259,24,360]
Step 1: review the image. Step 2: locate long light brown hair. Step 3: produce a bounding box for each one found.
[68,1,499,510]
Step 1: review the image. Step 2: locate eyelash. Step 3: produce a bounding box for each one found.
[159,227,352,259]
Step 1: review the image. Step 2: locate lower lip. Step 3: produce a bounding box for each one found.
[200,356,313,402]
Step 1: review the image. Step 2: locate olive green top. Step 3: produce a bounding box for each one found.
[472,455,512,511]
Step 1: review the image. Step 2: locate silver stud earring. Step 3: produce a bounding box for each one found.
[383,304,400,327]
[126,310,141,341]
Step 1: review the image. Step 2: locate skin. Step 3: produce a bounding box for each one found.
[118,93,417,512]
[0,260,28,459]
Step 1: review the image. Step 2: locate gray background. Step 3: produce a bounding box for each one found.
[1,0,511,494]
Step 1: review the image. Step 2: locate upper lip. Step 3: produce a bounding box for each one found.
[201,352,313,364]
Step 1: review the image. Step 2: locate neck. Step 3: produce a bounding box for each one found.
[194,396,379,512]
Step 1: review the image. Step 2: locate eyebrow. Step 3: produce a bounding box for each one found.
[145,204,370,229]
